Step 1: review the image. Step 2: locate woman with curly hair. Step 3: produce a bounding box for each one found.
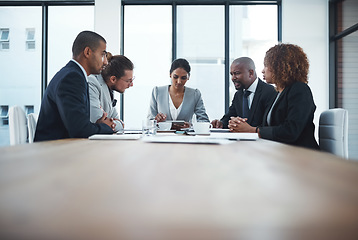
[229,43,319,149]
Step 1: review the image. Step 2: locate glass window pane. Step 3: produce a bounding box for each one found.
[229,5,277,101]
[0,7,42,146]
[48,6,94,83]
[26,29,35,40]
[338,0,358,32]
[337,31,358,160]
[1,29,9,40]
[123,5,172,129]
[177,5,225,121]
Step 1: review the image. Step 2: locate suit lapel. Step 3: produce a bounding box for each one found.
[176,87,187,120]
[237,90,244,117]
[164,86,173,120]
[248,79,262,120]
[262,88,284,126]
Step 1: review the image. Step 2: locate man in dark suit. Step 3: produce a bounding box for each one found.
[34,31,115,142]
[211,57,277,129]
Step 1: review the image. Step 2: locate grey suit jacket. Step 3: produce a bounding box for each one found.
[147,85,209,122]
[88,74,123,132]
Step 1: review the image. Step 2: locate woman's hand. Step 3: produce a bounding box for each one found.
[228,117,256,133]
[155,113,167,122]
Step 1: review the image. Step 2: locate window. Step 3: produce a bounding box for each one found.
[123,5,172,128]
[25,105,34,115]
[26,28,35,50]
[331,0,358,160]
[0,6,42,147]
[48,6,94,83]
[0,105,9,126]
[0,28,10,50]
[177,5,225,120]
[229,5,277,101]
[122,2,279,127]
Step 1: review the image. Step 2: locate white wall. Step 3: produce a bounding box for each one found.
[282,0,329,136]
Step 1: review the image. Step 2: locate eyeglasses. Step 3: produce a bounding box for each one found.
[121,76,135,84]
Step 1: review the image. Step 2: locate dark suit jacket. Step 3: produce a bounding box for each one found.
[34,61,114,142]
[221,79,277,128]
[259,81,319,150]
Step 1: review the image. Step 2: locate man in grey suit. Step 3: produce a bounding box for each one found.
[211,57,277,129]
[88,54,134,132]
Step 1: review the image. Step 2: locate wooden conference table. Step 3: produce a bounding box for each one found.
[1,134,358,240]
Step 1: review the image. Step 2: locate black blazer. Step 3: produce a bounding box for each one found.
[259,82,319,150]
[34,61,114,142]
[221,79,277,128]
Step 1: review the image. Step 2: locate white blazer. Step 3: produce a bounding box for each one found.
[88,74,123,132]
[147,85,209,122]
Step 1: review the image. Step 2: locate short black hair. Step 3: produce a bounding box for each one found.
[72,31,106,57]
[170,58,191,75]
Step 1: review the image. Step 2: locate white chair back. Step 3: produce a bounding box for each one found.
[9,106,28,145]
[319,108,348,159]
[27,113,38,143]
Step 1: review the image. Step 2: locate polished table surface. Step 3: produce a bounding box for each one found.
[1,137,358,239]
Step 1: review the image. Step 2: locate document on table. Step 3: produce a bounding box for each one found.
[89,134,141,140]
[209,132,259,140]
[141,135,234,145]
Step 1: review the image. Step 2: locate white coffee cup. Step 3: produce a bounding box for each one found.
[158,122,172,131]
[193,122,212,135]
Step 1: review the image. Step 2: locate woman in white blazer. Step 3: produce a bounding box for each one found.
[147,58,209,128]
[88,53,134,132]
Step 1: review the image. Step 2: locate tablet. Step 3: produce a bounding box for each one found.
[167,120,185,126]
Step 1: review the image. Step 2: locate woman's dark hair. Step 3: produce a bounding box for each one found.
[101,52,134,81]
[264,43,309,89]
[170,58,191,75]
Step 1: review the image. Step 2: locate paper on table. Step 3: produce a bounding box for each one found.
[210,128,231,132]
[141,135,233,144]
[209,132,258,140]
[89,134,141,140]
[122,129,142,134]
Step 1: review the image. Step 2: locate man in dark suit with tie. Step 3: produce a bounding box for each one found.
[34,31,115,142]
[211,57,277,129]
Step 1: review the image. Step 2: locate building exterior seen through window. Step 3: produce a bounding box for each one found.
[0,6,94,146]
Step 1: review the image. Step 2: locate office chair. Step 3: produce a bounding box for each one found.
[319,108,349,159]
[27,113,37,144]
[9,106,28,145]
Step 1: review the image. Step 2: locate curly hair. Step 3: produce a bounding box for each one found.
[264,43,309,89]
[101,52,134,82]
